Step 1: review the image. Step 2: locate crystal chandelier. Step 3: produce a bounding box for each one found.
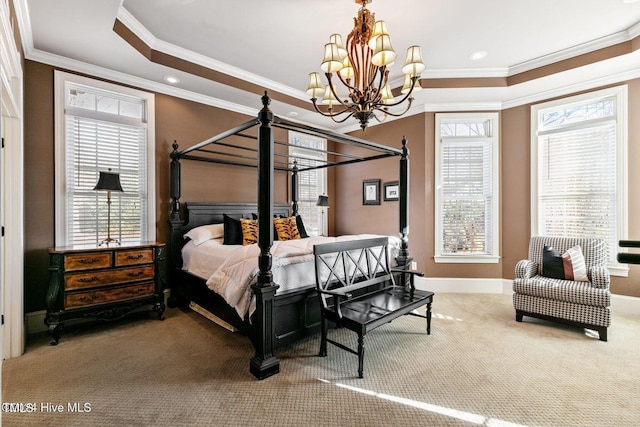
[306,0,425,130]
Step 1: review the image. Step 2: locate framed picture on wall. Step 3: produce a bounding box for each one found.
[384,181,399,201]
[362,179,381,205]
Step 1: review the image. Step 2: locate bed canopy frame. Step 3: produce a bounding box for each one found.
[168,92,412,379]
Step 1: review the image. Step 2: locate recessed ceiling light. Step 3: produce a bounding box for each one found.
[288,111,299,117]
[469,50,488,61]
[163,75,180,84]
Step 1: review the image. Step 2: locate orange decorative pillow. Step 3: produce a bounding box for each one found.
[240,219,258,245]
[273,216,301,241]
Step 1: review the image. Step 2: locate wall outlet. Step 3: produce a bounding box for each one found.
[410,261,418,270]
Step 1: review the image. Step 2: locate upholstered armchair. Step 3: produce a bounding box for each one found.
[513,236,611,341]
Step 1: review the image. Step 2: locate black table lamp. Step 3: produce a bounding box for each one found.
[316,194,329,236]
[94,168,124,246]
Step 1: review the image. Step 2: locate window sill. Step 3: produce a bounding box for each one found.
[608,265,629,277]
[434,255,500,264]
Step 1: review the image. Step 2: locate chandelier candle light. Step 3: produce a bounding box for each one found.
[307,0,425,130]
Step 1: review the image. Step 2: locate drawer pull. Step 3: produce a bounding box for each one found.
[79,295,99,302]
[78,276,100,283]
[126,254,144,260]
[127,271,145,278]
[126,288,145,295]
[79,258,101,265]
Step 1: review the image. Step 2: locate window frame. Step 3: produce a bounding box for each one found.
[531,85,628,276]
[434,112,500,263]
[288,131,327,237]
[54,71,156,246]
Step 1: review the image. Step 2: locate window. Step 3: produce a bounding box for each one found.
[435,113,500,263]
[55,71,155,246]
[288,132,327,236]
[532,86,627,276]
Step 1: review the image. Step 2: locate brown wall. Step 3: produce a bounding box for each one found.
[23,62,640,313]
[23,61,289,312]
[24,61,56,313]
[336,114,428,271]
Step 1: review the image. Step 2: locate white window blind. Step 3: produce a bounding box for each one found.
[435,113,499,263]
[55,71,155,247]
[533,87,627,273]
[65,116,147,246]
[441,141,492,254]
[289,132,327,236]
[539,124,616,241]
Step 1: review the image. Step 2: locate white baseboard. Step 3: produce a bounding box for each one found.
[25,310,47,334]
[610,294,640,316]
[415,276,508,294]
[415,276,639,316]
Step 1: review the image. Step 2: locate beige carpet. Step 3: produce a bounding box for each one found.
[2,293,639,427]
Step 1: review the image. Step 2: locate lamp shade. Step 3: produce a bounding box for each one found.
[93,170,123,192]
[368,20,389,50]
[401,45,426,75]
[306,72,325,98]
[371,34,396,67]
[329,33,347,59]
[316,194,329,207]
[320,43,345,73]
[322,85,338,106]
[401,74,422,94]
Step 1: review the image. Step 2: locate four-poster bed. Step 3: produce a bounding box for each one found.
[168,92,413,379]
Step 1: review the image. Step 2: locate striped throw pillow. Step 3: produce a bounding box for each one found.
[562,245,588,281]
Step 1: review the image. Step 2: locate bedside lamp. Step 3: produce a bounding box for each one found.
[94,168,124,246]
[316,194,329,236]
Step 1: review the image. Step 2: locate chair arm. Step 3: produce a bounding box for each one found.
[391,268,424,277]
[391,268,424,292]
[317,288,353,299]
[515,260,538,279]
[589,266,610,289]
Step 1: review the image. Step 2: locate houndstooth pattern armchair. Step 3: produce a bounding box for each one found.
[513,236,611,341]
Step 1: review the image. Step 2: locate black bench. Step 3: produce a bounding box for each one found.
[313,237,434,378]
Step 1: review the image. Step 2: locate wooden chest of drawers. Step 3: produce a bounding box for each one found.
[46,242,165,344]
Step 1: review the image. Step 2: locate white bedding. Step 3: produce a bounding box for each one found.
[182,234,400,318]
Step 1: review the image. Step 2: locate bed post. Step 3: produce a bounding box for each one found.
[396,136,412,268]
[250,92,280,380]
[168,141,185,307]
[291,160,299,216]
[170,141,181,221]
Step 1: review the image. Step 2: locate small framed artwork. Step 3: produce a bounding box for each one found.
[362,179,381,205]
[384,181,399,201]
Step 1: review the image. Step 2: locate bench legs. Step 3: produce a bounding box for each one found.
[319,316,328,357]
[357,334,365,379]
[426,302,432,334]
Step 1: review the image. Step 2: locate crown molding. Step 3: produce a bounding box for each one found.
[17,1,640,133]
[24,48,259,117]
[501,66,640,110]
[508,27,636,76]
[422,68,510,79]
[117,6,309,103]
[13,0,33,54]
[1,1,23,77]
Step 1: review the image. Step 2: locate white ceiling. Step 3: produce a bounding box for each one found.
[17,0,640,132]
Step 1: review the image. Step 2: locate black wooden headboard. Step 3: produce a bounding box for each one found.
[168,202,290,270]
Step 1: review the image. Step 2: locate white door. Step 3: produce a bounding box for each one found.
[1,0,25,360]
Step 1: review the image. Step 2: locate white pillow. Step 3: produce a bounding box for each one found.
[184,223,224,246]
[562,245,589,282]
